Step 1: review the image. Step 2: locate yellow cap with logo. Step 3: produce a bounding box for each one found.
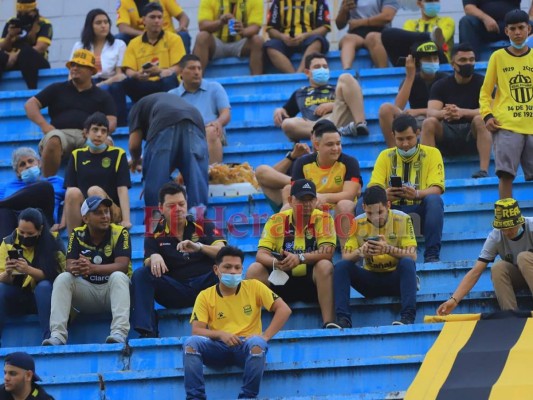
[493,198,525,229]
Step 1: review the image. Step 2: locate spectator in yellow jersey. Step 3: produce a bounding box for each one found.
[335,0,399,69]
[480,9,533,199]
[381,0,454,66]
[264,0,331,73]
[247,179,339,329]
[334,186,418,327]
[290,120,362,249]
[115,0,191,52]
[368,114,444,263]
[0,0,52,89]
[183,246,291,400]
[193,0,264,75]
[122,2,185,103]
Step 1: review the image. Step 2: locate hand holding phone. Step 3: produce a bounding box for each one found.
[8,249,22,260]
[271,251,285,261]
[142,62,153,70]
[390,176,403,188]
[364,236,380,242]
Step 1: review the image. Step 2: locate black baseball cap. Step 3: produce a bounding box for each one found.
[4,352,41,381]
[290,179,317,199]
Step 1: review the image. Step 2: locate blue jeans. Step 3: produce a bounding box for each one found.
[459,15,507,58]
[0,280,53,341]
[131,267,218,335]
[183,335,268,399]
[143,121,209,208]
[393,194,443,260]
[123,74,179,102]
[334,258,417,324]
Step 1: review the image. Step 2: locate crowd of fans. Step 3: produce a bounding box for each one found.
[0,1,533,399]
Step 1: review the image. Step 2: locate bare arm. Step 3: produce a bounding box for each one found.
[177,240,225,259]
[215,107,231,128]
[427,99,446,120]
[33,41,49,55]
[106,115,117,134]
[117,186,131,228]
[262,298,291,341]
[395,56,416,110]
[24,97,55,133]
[176,12,190,31]
[129,129,143,170]
[118,23,143,37]
[318,180,360,205]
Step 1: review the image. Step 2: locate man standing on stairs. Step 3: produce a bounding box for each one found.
[183,246,291,400]
[480,9,533,199]
[273,52,368,141]
[437,198,533,316]
[246,179,339,329]
[24,49,117,178]
[334,185,418,327]
[368,113,444,263]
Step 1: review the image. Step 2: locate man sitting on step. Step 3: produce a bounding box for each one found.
[334,185,418,327]
[273,52,368,141]
[437,198,533,316]
[246,179,339,329]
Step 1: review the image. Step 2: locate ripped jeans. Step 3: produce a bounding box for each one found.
[183,335,268,399]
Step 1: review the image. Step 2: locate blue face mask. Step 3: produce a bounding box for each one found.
[220,273,242,288]
[510,39,527,50]
[21,165,40,183]
[86,138,107,152]
[397,145,418,158]
[311,68,330,85]
[514,225,524,238]
[423,2,440,18]
[420,61,440,75]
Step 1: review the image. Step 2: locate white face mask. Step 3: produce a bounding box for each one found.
[268,267,289,286]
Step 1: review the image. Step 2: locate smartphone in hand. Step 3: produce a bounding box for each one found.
[390,176,403,188]
[364,236,380,242]
[271,251,286,261]
[142,62,153,70]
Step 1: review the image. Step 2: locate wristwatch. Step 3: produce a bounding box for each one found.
[298,253,306,263]
[285,151,295,161]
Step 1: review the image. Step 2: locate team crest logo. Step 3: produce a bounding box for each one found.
[104,244,112,257]
[305,228,313,240]
[334,176,342,184]
[217,312,225,319]
[413,161,421,170]
[509,72,533,103]
[102,157,111,168]
[305,4,314,13]
[191,233,199,242]
[243,305,252,315]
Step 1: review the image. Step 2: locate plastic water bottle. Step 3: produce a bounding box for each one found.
[228,18,237,36]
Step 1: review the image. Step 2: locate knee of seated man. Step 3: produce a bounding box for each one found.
[108,271,129,285]
[517,251,533,269]
[247,336,267,355]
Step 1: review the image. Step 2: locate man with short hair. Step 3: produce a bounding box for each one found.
[116,0,191,52]
[43,196,131,345]
[64,112,132,234]
[480,9,533,199]
[169,54,231,165]
[24,49,117,178]
[421,43,492,179]
[183,246,292,399]
[2,351,54,399]
[334,185,418,327]
[368,113,444,263]
[131,182,226,338]
[122,2,185,103]
[290,119,362,248]
[0,0,53,89]
[264,0,331,73]
[247,179,338,328]
[378,41,447,147]
[128,92,209,208]
[273,52,367,141]
[437,198,533,315]
[194,0,264,75]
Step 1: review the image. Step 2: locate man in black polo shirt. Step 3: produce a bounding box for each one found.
[43,196,131,345]
[24,49,117,178]
[131,182,226,338]
[63,112,132,234]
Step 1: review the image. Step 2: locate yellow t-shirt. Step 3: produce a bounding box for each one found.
[0,232,65,289]
[190,280,279,337]
[403,16,455,60]
[198,0,264,42]
[116,0,184,33]
[122,31,185,81]
[368,145,445,206]
[344,210,417,272]
[257,209,336,276]
[480,47,533,135]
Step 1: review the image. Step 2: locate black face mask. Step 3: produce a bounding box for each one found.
[457,63,475,78]
[17,13,37,31]
[18,234,38,248]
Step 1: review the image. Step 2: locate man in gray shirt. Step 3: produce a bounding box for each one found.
[437,198,533,315]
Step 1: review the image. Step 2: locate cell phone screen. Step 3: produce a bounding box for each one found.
[271,251,285,261]
[390,176,403,188]
[8,249,21,260]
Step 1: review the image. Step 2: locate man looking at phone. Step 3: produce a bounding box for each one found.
[0,0,52,89]
[246,179,340,328]
[368,113,444,263]
[122,2,185,103]
[334,185,418,327]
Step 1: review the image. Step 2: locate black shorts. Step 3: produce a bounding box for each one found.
[438,122,477,156]
[348,26,383,38]
[270,264,318,303]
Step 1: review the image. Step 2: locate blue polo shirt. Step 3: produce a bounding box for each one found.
[169,79,230,125]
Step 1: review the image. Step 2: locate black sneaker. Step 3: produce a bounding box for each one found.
[355,121,369,136]
[424,256,440,263]
[392,317,414,325]
[471,170,488,179]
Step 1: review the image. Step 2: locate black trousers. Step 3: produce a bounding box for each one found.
[381,28,448,67]
[0,44,50,89]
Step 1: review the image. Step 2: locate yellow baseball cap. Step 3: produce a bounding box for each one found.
[66,49,97,74]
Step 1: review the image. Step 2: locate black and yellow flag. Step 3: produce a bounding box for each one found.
[406,311,533,399]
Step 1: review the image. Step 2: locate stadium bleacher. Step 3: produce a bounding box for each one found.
[0,43,532,399]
